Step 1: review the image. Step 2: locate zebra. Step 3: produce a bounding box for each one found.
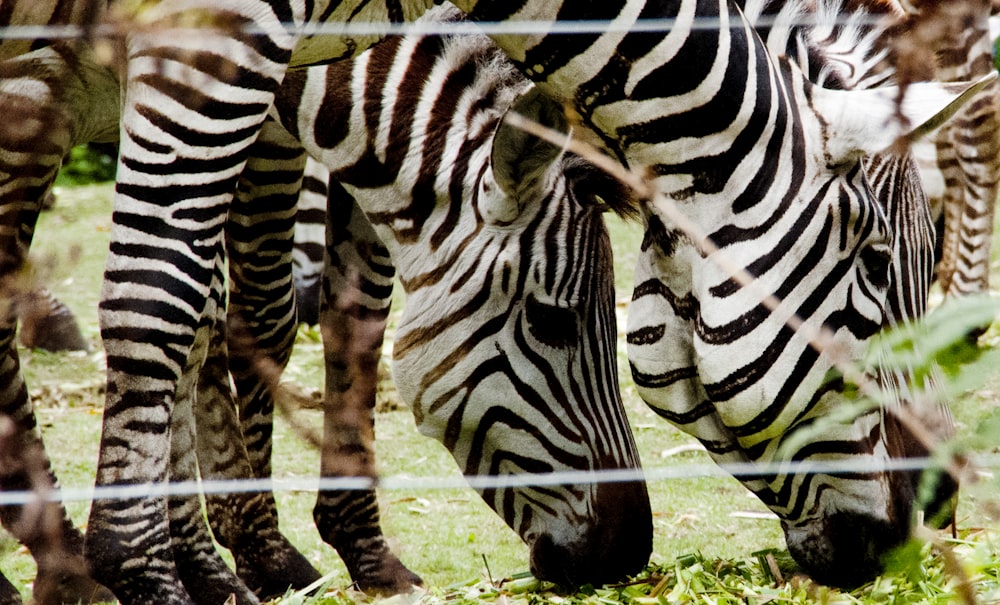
[0,4,656,602]
[1,0,982,599]
[615,0,983,589]
[245,7,655,592]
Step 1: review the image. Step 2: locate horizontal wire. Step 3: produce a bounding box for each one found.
[0,13,894,42]
[1,453,995,507]
[0,3,989,518]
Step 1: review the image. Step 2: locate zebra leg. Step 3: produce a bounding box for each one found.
[168,257,261,605]
[85,17,297,603]
[313,182,421,593]
[206,118,321,598]
[197,306,321,601]
[0,51,113,605]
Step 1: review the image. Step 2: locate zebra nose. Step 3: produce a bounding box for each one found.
[784,510,909,589]
[527,479,652,587]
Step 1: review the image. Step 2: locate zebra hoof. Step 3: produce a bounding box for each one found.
[32,557,116,605]
[337,541,423,595]
[233,540,322,601]
[352,555,423,596]
[17,301,89,352]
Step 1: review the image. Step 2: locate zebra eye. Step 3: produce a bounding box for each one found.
[525,294,579,348]
[860,244,891,289]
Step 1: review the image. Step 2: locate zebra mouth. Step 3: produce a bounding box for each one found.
[782,509,909,588]
[523,479,653,587]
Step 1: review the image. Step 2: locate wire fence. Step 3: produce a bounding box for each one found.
[3,2,999,503]
[1,5,999,600]
[0,13,909,41]
[1,451,997,507]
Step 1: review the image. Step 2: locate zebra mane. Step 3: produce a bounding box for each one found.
[743,0,903,90]
[427,4,642,222]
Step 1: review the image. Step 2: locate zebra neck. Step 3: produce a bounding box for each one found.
[453,0,808,201]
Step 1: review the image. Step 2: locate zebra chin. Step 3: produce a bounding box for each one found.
[524,479,653,587]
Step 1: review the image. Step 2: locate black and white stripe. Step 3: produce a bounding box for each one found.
[1,0,983,599]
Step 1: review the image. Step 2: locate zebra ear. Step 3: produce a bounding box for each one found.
[812,72,997,163]
[484,87,569,224]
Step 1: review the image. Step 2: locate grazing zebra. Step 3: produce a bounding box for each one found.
[0,0,981,600]
[254,6,653,591]
[1,4,654,603]
[616,0,982,588]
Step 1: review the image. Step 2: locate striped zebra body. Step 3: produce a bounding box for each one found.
[433,0,976,589]
[0,0,981,599]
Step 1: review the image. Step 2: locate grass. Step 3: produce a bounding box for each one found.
[4,180,1000,603]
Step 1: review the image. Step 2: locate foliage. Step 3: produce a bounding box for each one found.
[53,144,117,187]
[279,533,1000,605]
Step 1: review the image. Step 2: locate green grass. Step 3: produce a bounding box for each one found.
[5,181,1000,603]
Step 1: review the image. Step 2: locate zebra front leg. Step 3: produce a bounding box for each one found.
[314,187,421,594]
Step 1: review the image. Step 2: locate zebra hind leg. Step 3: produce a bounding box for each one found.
[169,271,261,605]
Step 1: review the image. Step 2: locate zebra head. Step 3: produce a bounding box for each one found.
[389,87,652,586]
[626,44,989,586]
